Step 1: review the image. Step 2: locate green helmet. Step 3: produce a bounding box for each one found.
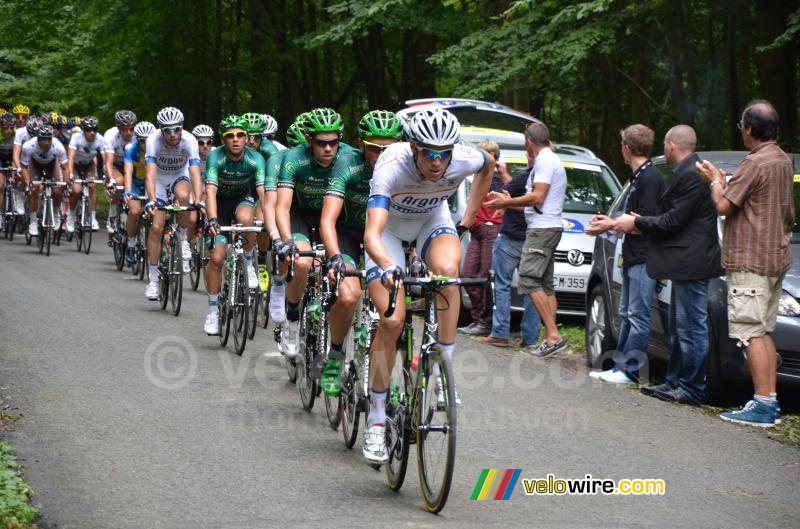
[286,121,307,147]
[304,107,343,135]
[358,110,402,139]
[240,112,266,135]
[218,115,247,135]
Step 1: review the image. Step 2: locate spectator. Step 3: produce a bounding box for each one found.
[585,124,665,384]
[478,159,542,348]
[458,140,512,336]
[486,122,567,357]
[697,100,794,427]
[615,125,723,405]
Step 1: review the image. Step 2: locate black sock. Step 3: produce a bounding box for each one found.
[287,302,300,321]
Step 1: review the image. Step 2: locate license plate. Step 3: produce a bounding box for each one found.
[555,275,586,291]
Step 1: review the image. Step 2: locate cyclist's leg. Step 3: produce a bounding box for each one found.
[126,180,145,238]
[171,176,194,271]
[285,210,314,312]
[106,165,124,229]
[51,162,63,212]
[0,169,5,214]
[146,180,169,287]
[234,196,257,251]
[87,161,98,215]
[68,165,84,211]
[27,163,42,229]
[329,226,363,350]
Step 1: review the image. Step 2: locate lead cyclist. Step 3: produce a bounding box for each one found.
[361,108,494,464]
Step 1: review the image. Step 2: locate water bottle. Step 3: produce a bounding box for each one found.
[307,298,322,329]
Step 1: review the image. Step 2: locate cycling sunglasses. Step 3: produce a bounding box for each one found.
[362,139,393,153]
[313,137,340,148]
[161,126,182,134]
[197,139,213,146]
[415,145,452,160]
[222,131,247,140]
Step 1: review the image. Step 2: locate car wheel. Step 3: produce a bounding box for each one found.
[585,284,614,369]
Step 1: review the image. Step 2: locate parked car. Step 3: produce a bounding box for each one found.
[584,151,800,400]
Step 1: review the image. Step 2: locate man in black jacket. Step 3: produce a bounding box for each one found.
[615,125,724,405]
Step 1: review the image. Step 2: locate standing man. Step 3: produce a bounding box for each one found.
[697,100,794,427]
[616,125,723,405]
[458,140,511,337]
[485,122,567,357]
[586,124,665,384]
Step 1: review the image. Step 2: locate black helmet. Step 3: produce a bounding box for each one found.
[81,116,99,131]
[0,113,14,126]
[38,124,54,138]
[26,117,41,137]
[114,110,137,126]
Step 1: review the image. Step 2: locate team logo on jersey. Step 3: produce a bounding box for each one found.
[390,189,454,215]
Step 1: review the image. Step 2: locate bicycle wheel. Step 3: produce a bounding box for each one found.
[45,227,52,256]
[170,236,183,316]
[385,347,411,491]
[232,255,249,355]
[113,225,125,271]
[6,216,15,241]
[219,271,232,347]
[248,288,259,339]
[75,207,83,251]
[37,224,45,254]
[84,223,92,254]
[416,345,457,514]
[189,236,201,291]
[340,324,360,448]
[259,283,271,329]
[297,300,317,411]
[158,244,170,311]
[322,322,340,430]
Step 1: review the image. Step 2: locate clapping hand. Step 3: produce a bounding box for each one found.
[485,189,510,210]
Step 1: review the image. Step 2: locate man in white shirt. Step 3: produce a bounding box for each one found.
[486,122,567,357]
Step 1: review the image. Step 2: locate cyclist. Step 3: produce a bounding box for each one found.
[0,113,16,220]
[261,115,308,323]
[142,106,202,300]
[11,103,30,129]
[103,110,138,234]
[65,116,106,232]
[202,115,268,334]
[55,115,71,145]
[318,110,403,397]
[191,124,215,177]
[261,113,283,151]
[122,120,157,265]
[361,108,494,463]
[275,107,353,358]
[12,107,35,174]
[20,125,68,236]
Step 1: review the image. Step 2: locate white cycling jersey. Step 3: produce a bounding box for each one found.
[69,131,107,166]
[273,140,287,151]
[13,127,30,146]
[145,130,201,179]
[103,127,127,166]
[21,137,67,166]
[368,142,485,220]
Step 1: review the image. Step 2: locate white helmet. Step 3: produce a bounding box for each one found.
[156,106,184,127]
[192,124,214,138]
[134,120,156,139]
[261,114,278,135]
[405,108,460,147]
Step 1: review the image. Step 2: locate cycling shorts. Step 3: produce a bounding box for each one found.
[29,159,62,182]
[154,174,190,202]
[365,203,457,283]
[130,178,145,198]
[212,193,257,245]
[290,208,362,266]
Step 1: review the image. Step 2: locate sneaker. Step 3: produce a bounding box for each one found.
[719,400,776,428]
[204,307,220,335]
[28,222,39,236]
[362,423,389,464]
[282,319,300,359]
[246,263,259,289]
[258,265,270,293]
[588,370,605,380]
[774,402,782,425]
[477,335,509,348]
[525,339,567,358]
[458,322,490,336]
[91,217,99,231]
[145,281,160,300]
[181,240,192,274]
[14,192,25,215]
[269,283,286,323]
[125,245,136,265]
[66,214,75,233]
[599,368,635,385]
[106,217,116,234]
[321,357,342,396]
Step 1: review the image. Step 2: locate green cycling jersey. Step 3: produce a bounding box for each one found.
[325,149,370,230]
[204,145,266,199]
[264,149,287,192]
[259,139,279,160]
[276,142,353,212]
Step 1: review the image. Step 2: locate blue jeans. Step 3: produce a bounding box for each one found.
[613,263,657,382]
[665,280,710,403]
[489,234,541,343]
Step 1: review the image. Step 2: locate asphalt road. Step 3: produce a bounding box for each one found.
[1,237,799,529]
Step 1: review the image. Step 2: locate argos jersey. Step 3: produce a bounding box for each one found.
[368,142,486,220]
[69,131,107,165]
[21,137,67,166]
[144,129,201,178]
[276,142,354,212]
[204,146,266,199]
[103,127,128,165]
[123,141,146,181]
[13,127,30,146]
[326,149,371,230]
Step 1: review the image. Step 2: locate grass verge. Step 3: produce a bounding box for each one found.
[0,442,39,528]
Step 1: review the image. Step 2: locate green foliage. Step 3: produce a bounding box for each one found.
[0,443,40,528]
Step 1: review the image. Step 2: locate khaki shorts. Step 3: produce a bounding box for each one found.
[726,270,785,346]
[518,228,563,295]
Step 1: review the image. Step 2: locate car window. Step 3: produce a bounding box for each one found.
[654,162,672,183]
[564,164,620,214]
[447,107,532,132]
[608,182,629,216]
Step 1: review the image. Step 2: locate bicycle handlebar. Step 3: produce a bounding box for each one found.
[31,181,67,187]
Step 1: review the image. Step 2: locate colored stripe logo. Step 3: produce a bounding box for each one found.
[470,469,522,500]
